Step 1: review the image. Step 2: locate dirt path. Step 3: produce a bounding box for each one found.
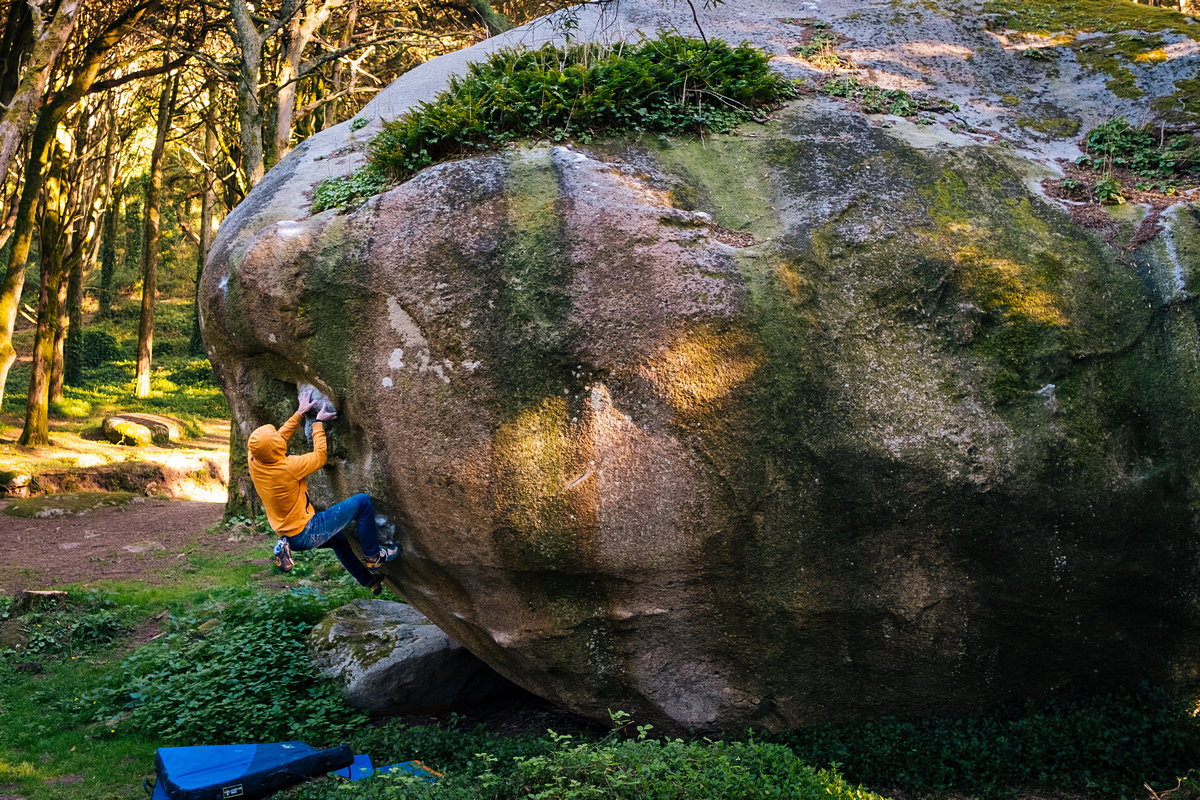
[0,497,245,594]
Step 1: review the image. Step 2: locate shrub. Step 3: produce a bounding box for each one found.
[288,727,883,800]
[312,165,390,213]
[84,589,364,745]
[774,683,1200,797]
[1078,117,1199,178]
[367,35,796,183]
[80,329,124,370]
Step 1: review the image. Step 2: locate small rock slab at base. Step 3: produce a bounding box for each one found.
[308,599,518,716]
[0,470,30,498]
[102,413,185,447]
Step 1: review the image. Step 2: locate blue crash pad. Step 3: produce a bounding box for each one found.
[154,741,352,800]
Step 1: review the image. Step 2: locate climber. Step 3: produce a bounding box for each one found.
[248,389,398,593]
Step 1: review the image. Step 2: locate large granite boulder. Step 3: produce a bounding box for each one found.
[309,600,517,715]
[201,0,1200,731]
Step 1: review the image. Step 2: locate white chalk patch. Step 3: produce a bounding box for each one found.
[268,333,277,343]
[389,348,405,369]
[462,360,481,372]
[218,275,228,292]
[386,297,431,350]
[382,377,393,387]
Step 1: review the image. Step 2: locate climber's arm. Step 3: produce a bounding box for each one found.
[279,390,319,442]
[289,404,336,478]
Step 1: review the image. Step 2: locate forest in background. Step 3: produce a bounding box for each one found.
[0,0,1196,451]
[0,0,566,448]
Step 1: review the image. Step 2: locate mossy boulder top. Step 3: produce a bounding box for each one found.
[200,0,1200,731]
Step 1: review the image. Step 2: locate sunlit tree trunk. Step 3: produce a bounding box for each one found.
[135,67,178,398]
[19,155,68,446]
[1,108,59,413]
[190,86,218,356]
[271,0,345,167]
[50,243,75,402]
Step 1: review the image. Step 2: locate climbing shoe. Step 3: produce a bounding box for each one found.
[364,543,399,571]
[369,575,386,596]
[273,537,294,572]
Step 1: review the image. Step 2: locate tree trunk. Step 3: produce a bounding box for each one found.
[190,87,218,356]
[229,0,266,188]
[94,102,120,320]
[135,68,178,398]
[61,241,85,387]
[18,157,68,446]
[59,102,98,393]
[98,182,121,319]
[0,0,80,187]
[49,245,73,402]
[0,108,59,413]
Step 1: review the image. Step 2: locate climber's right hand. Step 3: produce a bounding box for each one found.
[297,388,317,414]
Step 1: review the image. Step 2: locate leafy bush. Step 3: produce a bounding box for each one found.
[84,589,364,745]
[1095,171,1126,204]
[50,397,91,418]
[0,590,127,663]
[774,684,1200,798]
[312,165,390,213]
[1078,117,1199,178]
[80,329,124,370]
[289,726,883,800]
[367,36,796,184]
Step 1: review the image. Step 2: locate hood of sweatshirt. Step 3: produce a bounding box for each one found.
[248,424,287,464]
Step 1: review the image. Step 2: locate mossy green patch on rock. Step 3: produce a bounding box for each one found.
[1153,76,1200,123]
[3,491,135,517]
[1017,115,1080,138]
[985,0,1200,38]
[985,0,1197,101]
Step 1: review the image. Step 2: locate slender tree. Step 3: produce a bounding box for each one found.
[190,83,218,356]
[135,64,179,398]
[18,143,69,445]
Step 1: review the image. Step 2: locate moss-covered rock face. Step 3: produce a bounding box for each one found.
[201,0,1200,732]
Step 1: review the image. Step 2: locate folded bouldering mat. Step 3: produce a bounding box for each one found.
[331,755,441,783]
[154,741,353,800]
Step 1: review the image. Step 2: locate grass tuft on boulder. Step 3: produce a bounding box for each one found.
[313,35,797,211]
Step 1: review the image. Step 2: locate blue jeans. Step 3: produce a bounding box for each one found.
[290,493,380,587]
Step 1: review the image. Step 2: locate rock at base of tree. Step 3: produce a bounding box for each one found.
[102,413,184,447]
[308,599,519,716]
[0,470,31,498]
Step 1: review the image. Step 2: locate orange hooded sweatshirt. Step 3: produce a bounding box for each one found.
[247,412,326,537]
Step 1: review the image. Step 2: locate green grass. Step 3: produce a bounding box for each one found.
[2,354,228,424]
[0,544,379,800]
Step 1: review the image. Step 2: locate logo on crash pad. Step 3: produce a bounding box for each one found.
[222,785,244,798]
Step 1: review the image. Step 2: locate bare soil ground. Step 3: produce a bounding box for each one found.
[0,497,255,595]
